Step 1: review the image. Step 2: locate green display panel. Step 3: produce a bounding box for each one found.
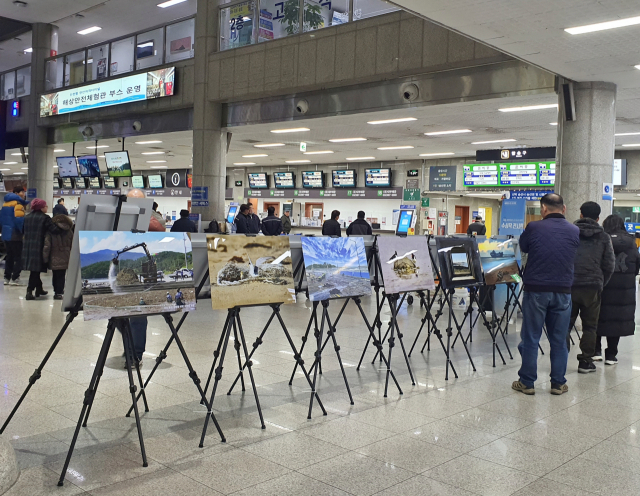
[463,162,556,187]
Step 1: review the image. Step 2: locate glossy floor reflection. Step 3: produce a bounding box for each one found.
[2,276,640,495]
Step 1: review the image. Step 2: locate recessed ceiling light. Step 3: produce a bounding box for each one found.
[157,0,187,7]
[24,47,32,53]
[3,162,17,165]
[53,165,58,168]
[303,151,333,155]
[135,140,162,144]
[270,127,310,134]
[550,122,558,126]
[565,16,640,35]
[0,169,10,171]
[622,143,640,147]
[471,139,517,145]
[329,137,367,143]
[87,145,109,149]
[233,162,256,165]
[419,152,455,157]
[347,156,375,161]
[242,154,268,158]
[146,160,167,163]
[285,160,311,164]
[13,172,25,175]
[54,149,65,152]
[367,117,417,125]
[77,26,102,35]
[150,165,167,168]
[10,153,22,156]
[141,151,165,155]
[424,129,472,136]
[616,132,640,136]
[21,167,28,170]
[254,143,285,148]
[377,146,414,150]
[498,104,558,112]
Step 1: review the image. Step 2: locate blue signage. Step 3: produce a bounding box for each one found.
[26,188,37,200]
[192,186,209,207]
[508,190,553,200]
[625,223,640,234]
[499,199,526,235]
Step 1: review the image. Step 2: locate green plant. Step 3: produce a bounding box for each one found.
[279,0,325,35]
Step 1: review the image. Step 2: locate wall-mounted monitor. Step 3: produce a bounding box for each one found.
[87,177,102,189]
[103,177,116,189]
[364,168,392,187]
[77,155,101,177]
[248,173,268,189]
[60,177,74,189]
[332,170,356,188]
[131,175,145,189]
[105,151,133,177]
[56,156,79,178]
[302,171,325,189]
[147,174,163,189]
[274,171,295,189]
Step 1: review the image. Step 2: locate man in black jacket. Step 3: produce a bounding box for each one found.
[347,211,372,236]
[261,206,283,235]
[247,202,261,234]
[322,210,342,237]
[52,198,68,217]
[570,201,615,374]
[467,216,486,235]
[170,209,198,233]
[234,204,251,233]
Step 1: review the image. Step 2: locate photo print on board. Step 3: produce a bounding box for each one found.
[377,236,436,294]
[476,236,520,285]
[435,236,484,290]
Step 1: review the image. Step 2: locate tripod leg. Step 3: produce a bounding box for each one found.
[202,311,232,402]
[357,294,386,369]
[391,302,415,386]
[126,321,149,414]
[307,304,326,420]
[289,305,316,385]
[57,320,117,486]
[231,316,246,393]
[385,297,398,397]
[234,312,265,429]
[324,303,354,405]
[408,292,427,357]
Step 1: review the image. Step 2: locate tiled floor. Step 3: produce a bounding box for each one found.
[2,275,640,495]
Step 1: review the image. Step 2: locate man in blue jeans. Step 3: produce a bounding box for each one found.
[513,194,580,395]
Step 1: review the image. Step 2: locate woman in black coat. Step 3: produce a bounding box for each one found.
[595,215,640,364]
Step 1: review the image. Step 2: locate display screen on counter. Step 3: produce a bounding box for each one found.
[396,210,414,234]
[274,172,295,188]
[302,171,325,188]
[148,175,163,188]
[332,170,356,188]
[248,173,269,189]
[103,177,116,188]
[88,177,102,189]
[463,162,556,187]
[365,168,392,187]
[227,205,238,224]
[131,175,145,189]
[56,156,79,178]
[60,177,74,189]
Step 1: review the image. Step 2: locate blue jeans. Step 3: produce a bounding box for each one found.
[518,291,572,388]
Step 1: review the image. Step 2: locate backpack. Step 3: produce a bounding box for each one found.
[205,219,219,233]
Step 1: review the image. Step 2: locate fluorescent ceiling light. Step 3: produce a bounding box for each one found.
[616,132,640,136]
[471,139,517,145]
[146,160,167,163]
[565,16,640,35]
[77,26,102,35]
[636,65,640,70]
[285,160,311,163]
[377,146,414,150]
[550,122,558,126]
[254,143,285,148]
[87,145,109,149]
[54,149,65,152]
[3,162,17,165]
[347,156,375,161]
[367,117,417,125]
[329,137,367,143]
[419,152,455,157]
[157,0,187,7]
[0,169,9,171]
[53,166,58,168]
[11,153,22,156]
[21,167,28,170]
[242,154,268,158]
[24,47,32,53]
[498,104,558,112]
[622,143,640,147]
[424,129,472,136]
[150,165,167,168]
[135,140,162,144]
[270,127,310,134]
[13,172,25,175]
[233,162,256,165]
[141,151,165,155]
[303,150,333,155]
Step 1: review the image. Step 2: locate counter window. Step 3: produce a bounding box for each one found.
[45,58,64,90]
[136,28,165,70]
[220,1,256,51]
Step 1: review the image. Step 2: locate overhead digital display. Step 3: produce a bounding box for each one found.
[274,171,295,188]
[463,162,556,187]
[248,173,268,189]
[60,177,74,189]
[302,171,325,189]
[147,175,163,188]
[332,170,355,188]
[77,155,101,177]
[56,156,79,178]
[103,177,116,188]
[104,151,133,177]
[88,177,102,189]
[131,175,145,189]
[365,168,391,187]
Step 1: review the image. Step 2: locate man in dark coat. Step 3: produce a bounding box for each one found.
[569,201,615,374]
[322,210,342,237]
[281,210,292,234]
[52,198,68,216]
[261,206,283,236]
[234,204,251,233]
[513,193,580,396]
[467,216,486,236]
[595,215,639,365]
[170,210,198,233]
[247,203,261,234]
[346,211,373,236]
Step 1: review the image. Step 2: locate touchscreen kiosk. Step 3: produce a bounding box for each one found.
[227,205,238,224]
[396,209,414,235]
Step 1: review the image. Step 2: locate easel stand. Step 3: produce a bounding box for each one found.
[467,286,510,367]
[408,286,444,356]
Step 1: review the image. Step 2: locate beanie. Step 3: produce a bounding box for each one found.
[31,198,47,211]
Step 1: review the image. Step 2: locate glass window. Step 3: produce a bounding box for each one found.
[220,1,256,50]
[64,51,85,87]
[166,18,195,62]
[45,57,64,90]
[110,37,134,76]
[15,66,31,97]
[136,28,164,70]
[259,0,297,41]
[1,71,15,100]
[353,0,399,20]
[87,44,109,82]
[303,0,348,32]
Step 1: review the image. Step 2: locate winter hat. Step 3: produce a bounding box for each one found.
[30,198,47,211]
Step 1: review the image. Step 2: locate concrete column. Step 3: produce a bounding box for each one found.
[558,81,616,222]
[27,23,55,207]
[192,0,227,223]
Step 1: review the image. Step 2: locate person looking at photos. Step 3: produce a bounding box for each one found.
[322,210,342,237]
[347,211,373,236]
[513,193,579,396]
[467,216,486,236]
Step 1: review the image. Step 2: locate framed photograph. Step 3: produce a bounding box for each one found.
[435,236,484,290]
[377,236,436,294]
[136,40,154,60]
[476,236,520,285]
[170,36,192,54]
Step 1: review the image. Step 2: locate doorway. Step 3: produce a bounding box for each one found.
[455,205,470,234]
[263,202,280,216]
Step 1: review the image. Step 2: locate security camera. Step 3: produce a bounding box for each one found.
[402,83,419,102]
[132,121,142,132]
[296,100,309,114]
[81,126,93,138]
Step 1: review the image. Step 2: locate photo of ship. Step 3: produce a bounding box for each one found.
[477,237,520,285]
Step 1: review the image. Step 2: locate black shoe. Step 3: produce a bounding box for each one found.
[605,357,618,365]
[53,294,63,300]
[25,290,35,300]
[35,288,48,297]
[578,360,596,373]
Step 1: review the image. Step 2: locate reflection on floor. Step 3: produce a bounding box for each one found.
[2,275,640,495]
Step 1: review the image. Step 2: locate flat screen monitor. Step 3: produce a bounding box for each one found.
[77,155,101,177]
[103,177,116,189]
[104,151,133,177]
[131,175,145,189]
[147,174,163,189]
[248,173,268,189]
[227,205,238,224]
[87,177,102,189]
[332,170,356,188]
[302,171,325,189]
[60,177,74,189]
[56,156,79,178]
[365,168,392,187]
[396,209,414,235]
[274,171,295,189]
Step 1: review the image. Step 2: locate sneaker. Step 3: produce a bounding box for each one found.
[605,357,618,366]
[578,360,596,373]
[512,380,535,395]
[3,278,10,285]
[550,383,569,395]
[592,354,603,361]
[10,278,25,286]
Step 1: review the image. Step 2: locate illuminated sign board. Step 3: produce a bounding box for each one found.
[463,162,556,187]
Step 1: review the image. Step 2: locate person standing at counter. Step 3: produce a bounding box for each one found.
[322,210,342,237]
[467,216,486,236]
[52,198,68,217]
[347,211,373,236]
[234,204,251,233]
[170,209,198,233]
[261,206,283,236]
[281,209,292,234]
[247,202,261,234]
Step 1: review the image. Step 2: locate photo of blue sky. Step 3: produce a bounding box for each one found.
[301,237,368,272]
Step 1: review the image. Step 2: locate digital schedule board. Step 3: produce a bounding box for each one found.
[463,162,556,187]
[302,171,325,188]
[365,168,392,187]
[274,171,295,188]
[248,173,269,189]
[332,170,356,188]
